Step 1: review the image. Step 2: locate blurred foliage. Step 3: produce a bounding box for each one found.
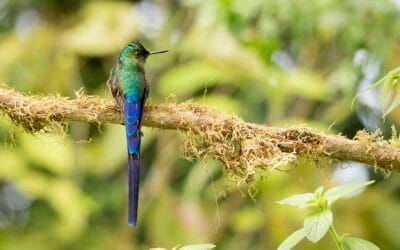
[353,66,400,118]
[276,181,378,249]
[0,0,399,249]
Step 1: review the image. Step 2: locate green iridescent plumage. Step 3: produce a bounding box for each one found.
[117,43,148,96]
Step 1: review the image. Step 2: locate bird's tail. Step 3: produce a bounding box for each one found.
[128,153,140,226]
[125,95,142,226]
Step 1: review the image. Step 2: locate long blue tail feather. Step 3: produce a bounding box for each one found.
[125,95,142,226]
[128,154,140,226]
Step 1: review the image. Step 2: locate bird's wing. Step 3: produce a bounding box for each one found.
[139,85,149,127]
[107,66,125,113]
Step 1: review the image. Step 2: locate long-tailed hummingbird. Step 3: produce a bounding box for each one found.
[107,42,167,226]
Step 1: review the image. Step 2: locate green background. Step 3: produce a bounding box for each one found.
[0,0,399,249]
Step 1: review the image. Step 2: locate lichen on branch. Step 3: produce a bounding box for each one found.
[0,84,399,180]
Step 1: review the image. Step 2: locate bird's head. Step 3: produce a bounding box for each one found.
[120,42,167,65]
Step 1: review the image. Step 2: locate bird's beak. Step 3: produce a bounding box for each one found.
[150,50,168,55]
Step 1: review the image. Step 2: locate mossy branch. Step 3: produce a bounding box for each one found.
[0,84,399,179]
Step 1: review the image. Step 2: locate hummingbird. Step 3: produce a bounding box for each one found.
[107,42,167,226]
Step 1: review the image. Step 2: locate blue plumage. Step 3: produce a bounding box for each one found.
[125,96,142,226]
[125,96,141,155]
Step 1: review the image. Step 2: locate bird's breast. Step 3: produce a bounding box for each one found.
[119,71,145,97]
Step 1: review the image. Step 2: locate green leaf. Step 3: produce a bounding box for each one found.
[276,193,314,208]
[325,181,375,206]
[343,236,380,250]
[351,66,400,115]
[303,209,333,243]
[383,84,400,117]
[277,228,306,250]
[180,244,216,250]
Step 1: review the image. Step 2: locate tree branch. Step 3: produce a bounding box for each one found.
[0,84,399,179]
